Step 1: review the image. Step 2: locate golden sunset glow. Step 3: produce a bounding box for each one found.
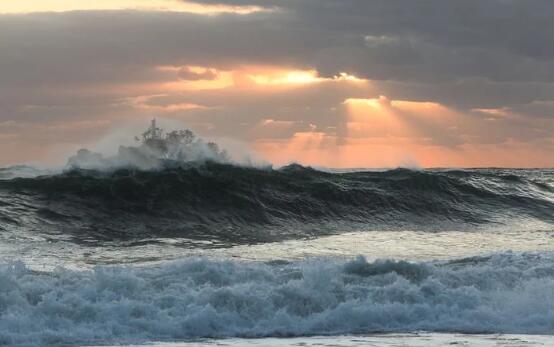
[0,0,268,15]
[249,94,553,168]
[248,70,324,85]
[1,1,553,168]
[255,131,339,167]
[157,66,368,92]
[344,96,411,140]
[255,136,554,169]
[343,96,462,140]
[248,69,366,86]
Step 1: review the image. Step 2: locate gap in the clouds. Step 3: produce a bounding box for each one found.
[0,0,272,15]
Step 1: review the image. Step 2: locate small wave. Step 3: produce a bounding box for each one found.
[1,252,554,346]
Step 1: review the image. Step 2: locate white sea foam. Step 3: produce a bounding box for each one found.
[64,119,270,171]
[1,253,554,346]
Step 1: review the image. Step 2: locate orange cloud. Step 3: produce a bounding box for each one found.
[246,68,365,87]
[156,65,368,92]
[3,59,552,168]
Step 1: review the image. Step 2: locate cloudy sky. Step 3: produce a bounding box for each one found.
[1,0,554,167]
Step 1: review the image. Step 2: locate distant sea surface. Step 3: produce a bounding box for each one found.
[1,164,553,346]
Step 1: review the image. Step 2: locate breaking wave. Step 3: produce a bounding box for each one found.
[0,163,553,244]
[1,252,554,346]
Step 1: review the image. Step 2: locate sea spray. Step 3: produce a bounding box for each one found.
[65,119,270,172]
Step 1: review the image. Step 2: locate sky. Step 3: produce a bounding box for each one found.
[1,0,554,168]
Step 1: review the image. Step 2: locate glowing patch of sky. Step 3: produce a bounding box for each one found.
[0,0,267,15]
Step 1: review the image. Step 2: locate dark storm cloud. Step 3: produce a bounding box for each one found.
[188,0,554,82]
[2,1,554,109]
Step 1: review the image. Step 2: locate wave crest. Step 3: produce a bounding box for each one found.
[0,164,553,243]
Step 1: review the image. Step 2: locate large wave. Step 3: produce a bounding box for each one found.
[0,163,553,244]
[1,252,553,346]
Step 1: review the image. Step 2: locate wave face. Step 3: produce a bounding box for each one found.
[0,163,553,244]
[1,253,553,346]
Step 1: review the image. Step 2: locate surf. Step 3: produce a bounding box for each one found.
[1,252,554,346]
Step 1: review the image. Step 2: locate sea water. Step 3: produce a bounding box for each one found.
[1,166,553,346]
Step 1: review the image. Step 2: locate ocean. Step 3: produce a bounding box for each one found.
[0,163,553,346]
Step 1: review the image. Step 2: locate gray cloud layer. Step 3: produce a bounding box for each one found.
[0,0,553,165]
[2,1,554,104]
